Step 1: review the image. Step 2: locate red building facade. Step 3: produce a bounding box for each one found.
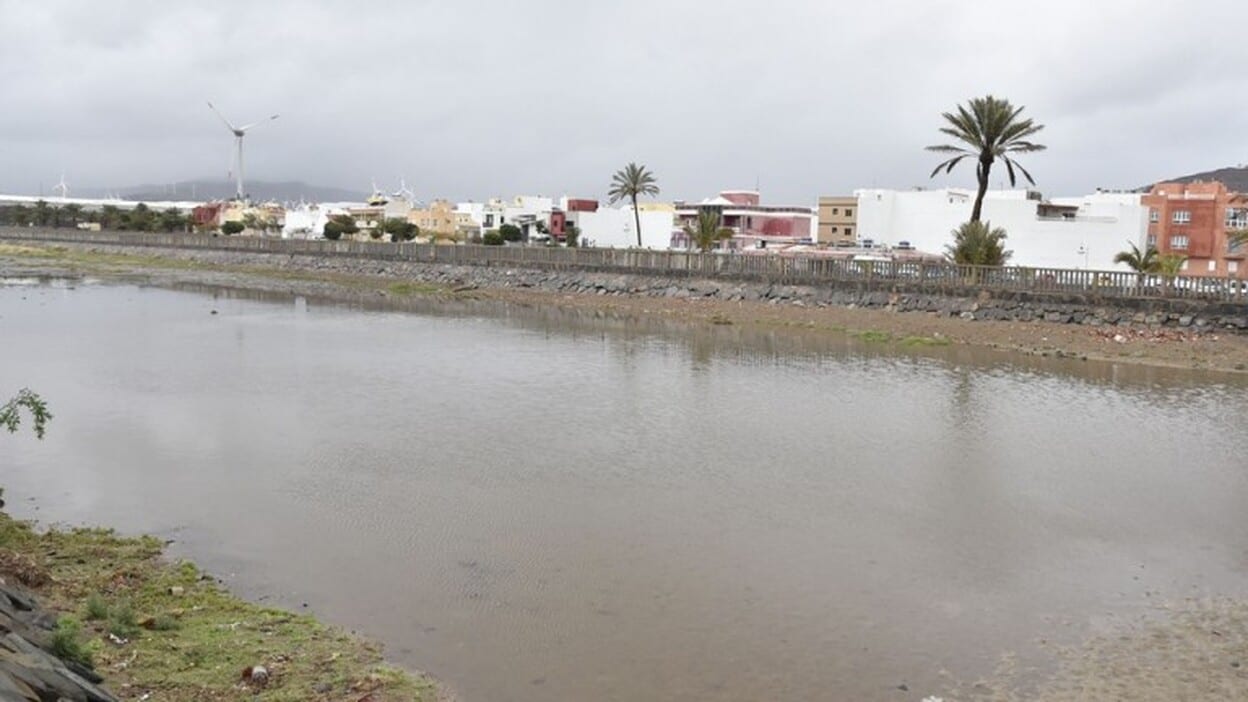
[1144,182,1246,278]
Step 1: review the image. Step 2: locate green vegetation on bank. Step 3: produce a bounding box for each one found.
[0,511,434,701]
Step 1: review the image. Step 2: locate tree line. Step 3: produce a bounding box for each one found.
[0,201,193,233]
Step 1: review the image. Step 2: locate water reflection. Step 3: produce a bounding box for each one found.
[3,278,1247,702]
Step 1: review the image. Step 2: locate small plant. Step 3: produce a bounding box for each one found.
[482,231,504,246]
[150,614,180,631]
[84,593,109,621]
[51,617,94,668]
[108,600,140,639]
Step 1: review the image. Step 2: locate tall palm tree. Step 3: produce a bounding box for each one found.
[608,162,659,248]
[684,210,734,252]
[927,95,1046,223]
[1113,241,1159,273]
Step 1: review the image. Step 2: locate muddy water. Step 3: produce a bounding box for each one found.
[3,279,1248,701]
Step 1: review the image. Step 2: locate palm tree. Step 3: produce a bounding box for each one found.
[1157,253,1187,277]
[684,210,734,252]
[1113,241,1159,273]
[945,221,1011,266]
[607,163,659,248]
[1156,252,1187,296]
[927,95,1046,223]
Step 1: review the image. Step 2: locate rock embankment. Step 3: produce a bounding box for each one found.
[0,579,117,702]
[63,241,1247,333]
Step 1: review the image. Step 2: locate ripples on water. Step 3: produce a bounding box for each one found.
[3,280,1247,701]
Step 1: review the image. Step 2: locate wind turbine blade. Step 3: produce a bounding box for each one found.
[238,114,280,133]
[207,102,238,132]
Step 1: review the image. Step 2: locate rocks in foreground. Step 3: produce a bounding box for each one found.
[1,579,118,702]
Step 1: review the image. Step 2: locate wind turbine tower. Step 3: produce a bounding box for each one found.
[207,102,280,201]
[52,174,69,200]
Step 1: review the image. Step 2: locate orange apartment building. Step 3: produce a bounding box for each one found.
[1144,181,1248,278]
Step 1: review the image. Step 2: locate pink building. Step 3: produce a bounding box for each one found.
[673,190,815,250]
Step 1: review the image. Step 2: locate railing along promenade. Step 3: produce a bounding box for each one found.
[2,227,1246,304]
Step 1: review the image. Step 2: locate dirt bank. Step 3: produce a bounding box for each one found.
[4,242,1248,375]
[0,508,439,701]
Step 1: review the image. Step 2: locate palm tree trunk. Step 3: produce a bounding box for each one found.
[631,194,642,248]
[971,158,990,223]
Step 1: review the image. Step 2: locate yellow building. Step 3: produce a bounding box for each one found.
[407,199,457,236]
[817,196,857,245]
[638,202,676,213]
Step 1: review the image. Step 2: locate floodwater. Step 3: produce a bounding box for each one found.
[3,278,1248,701]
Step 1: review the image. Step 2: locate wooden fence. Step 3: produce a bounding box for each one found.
[3,227,1246,303]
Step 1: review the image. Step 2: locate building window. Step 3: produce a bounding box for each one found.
[845,227,853,237]
[1149,209,1159,223]
[830,226,838,233]
[1173,210,1191,224]
[1231,261,1239,273]
[1147,234,1157,249]
[845,208,853,217]
[1209,260,1217,272]
[1170,234,1189,250]
[831,208,839,215]
[1181,260,1189,271]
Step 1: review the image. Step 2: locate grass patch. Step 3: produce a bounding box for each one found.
[0,511,435,701]
[84,592,109,620]
[853,330,893,343]
[900,335,951,347]
[387,281,441,296]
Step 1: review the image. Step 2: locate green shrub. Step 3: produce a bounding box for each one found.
[151,614,180,631]
[108,600,139,639]
[498,223,522,242]
[84,593,108,621]
[51,617,93,667]
[220,221,244,236]
[482,231,504,246]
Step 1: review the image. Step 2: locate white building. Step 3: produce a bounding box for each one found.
[854,188,1149,270]
[561,200,675,249]
[455,196,558,239]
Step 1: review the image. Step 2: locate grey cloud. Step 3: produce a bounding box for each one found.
[2,0,1247,203]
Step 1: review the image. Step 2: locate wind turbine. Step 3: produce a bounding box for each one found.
[52,173,69,200]
[207,102,279,202]
[393,177,415,203]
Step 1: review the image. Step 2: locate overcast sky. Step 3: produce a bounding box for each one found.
[2,0,1246,203]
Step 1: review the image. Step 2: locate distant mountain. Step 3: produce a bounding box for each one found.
[1146,165,1248,193]
[111,179,367,203]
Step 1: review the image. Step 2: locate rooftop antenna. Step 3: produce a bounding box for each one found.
[207,101,280,202]
[53,173,69,200]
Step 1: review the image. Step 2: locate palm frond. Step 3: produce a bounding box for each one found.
[930,155,968,178]
[928,95,1044,191]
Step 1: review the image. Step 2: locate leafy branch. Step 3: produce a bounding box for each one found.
[1,389,53,439]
